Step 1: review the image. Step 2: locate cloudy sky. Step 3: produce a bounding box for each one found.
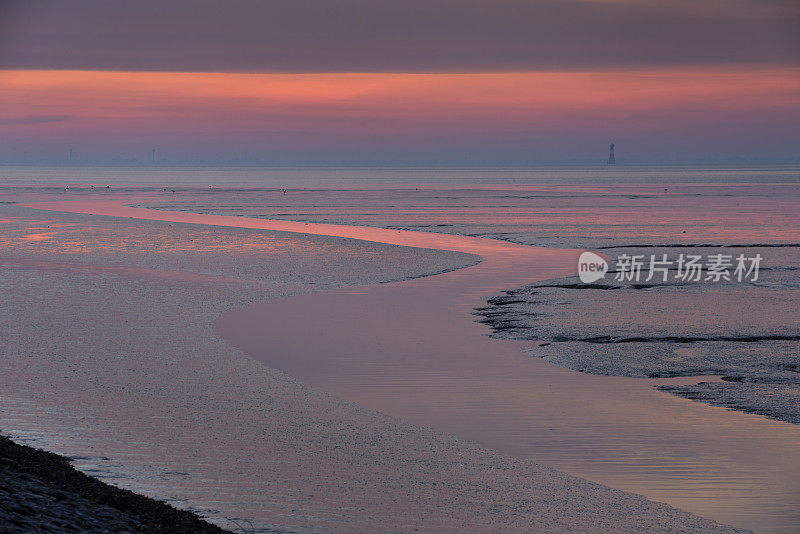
[1,0,798,164]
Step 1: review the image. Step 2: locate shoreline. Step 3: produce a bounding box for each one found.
[131,196,800,426]
[7,198,796,531]
[0,433,230,533]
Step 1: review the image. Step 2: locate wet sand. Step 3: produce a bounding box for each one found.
[0,199,746,532]
[476,260,800,425]
[210,225,800,532]
[0,433,228,533]
[141,186,800,447]
[16,198,800,532]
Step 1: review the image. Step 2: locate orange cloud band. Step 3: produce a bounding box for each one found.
[2,68,798,145]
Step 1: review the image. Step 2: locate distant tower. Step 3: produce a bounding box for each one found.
[607,143,616,165]
[151,148,157,163]
[68,147,73,162]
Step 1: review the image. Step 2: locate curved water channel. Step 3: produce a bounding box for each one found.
[24,200,800,533]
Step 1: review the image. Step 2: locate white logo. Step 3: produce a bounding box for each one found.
[578,251,608,283]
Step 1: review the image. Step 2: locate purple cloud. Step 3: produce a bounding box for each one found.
[1,0,797,72]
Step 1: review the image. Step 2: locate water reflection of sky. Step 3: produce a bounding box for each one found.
[3,183,800,533]
[131,183,800,248]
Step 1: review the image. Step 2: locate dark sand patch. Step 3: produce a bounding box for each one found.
[475,245,800,424]
[0,433,230,534]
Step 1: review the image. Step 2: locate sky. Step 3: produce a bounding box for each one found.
[1,0,798,165]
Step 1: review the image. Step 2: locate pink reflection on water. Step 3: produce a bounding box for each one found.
[19,196,800,533]
[20,200,533,258]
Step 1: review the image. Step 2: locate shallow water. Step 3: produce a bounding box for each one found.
[2,163,798,187]
[17,196,800,533]
[213,229,800,534]
[138,182,800,423]
[3,170,800,532]
[134,182,800,249]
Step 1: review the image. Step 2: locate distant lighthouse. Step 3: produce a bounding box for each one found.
[607,143,616,165]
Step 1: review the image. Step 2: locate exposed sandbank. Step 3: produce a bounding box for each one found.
[0,200,750,532]
[475,246,800,425]
[139,186,800,426]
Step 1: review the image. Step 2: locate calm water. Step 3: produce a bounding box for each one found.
[1,164,799,532]
[1,163,799,187]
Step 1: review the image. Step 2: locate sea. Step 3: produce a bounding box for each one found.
[1,163,799,533]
